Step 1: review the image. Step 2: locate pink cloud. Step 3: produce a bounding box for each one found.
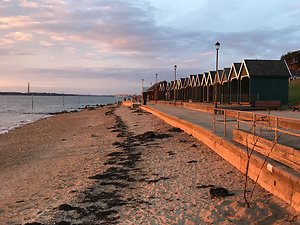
[39,40,55,47]
[7,32,32,41]
[19,0,38,8]
[64,47,75,54]
[0,15,36,29]
[0,38,14,46]
[50,35,65,41]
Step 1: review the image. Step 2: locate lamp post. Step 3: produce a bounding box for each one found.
[174,65,177,104]
[215,42,220,108]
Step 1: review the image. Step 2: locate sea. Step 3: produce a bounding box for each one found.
[0,95,120,134]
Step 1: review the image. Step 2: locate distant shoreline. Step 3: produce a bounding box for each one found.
[0,92,115,97]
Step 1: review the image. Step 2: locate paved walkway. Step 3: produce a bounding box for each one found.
[147,103,300,150]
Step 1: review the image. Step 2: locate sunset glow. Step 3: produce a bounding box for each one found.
[0,0,299,94]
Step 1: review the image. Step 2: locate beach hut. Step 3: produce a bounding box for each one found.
[201,72,209,102]
[189,75,197,101]
[170,81,176,101]
[174,79,180,101]
[207,71,216,102]
[165,82,171,101]
[214,70,223,103]
[158,81,167,100]
[228,63,241,103]
[179,78,186,101]
[193,75,200,101]
[195,74,203,102]
[238,59,290,105]
[147,82,161,101]
[175,79,182,101]
[220,68,230,103]
[183,77,190,101]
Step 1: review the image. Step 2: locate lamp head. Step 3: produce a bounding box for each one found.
[215,42,220,50]
[174,65,177,70]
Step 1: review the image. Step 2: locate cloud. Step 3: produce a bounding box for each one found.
[0,38,14,46]
[2,0,298,61]
[7,31,32,41]
[41,0,66,7]
[0,0,299,94]
[64,47,75,54]
[0,15,36,29]
[50,35,65,41]
[19,0,38,8]
[39,40,55,47]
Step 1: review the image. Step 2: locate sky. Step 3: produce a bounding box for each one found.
[0,0,299,94]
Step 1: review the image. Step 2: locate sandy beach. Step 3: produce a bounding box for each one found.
[0,105,299,225]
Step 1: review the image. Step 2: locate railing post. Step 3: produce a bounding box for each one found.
[237,111,240,130]
[224,110,227,136]
[212,109,215,133]
[252,113,256,135]
[275,117,278,142]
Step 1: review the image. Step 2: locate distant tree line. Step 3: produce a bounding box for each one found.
[281,50,300,70]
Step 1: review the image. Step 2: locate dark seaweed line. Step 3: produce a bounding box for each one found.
[25,106,172,225]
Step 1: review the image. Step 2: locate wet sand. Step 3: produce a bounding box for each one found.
[0,105,299,224]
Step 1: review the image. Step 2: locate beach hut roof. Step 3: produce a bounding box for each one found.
[195,75,200,87]
[170,80,176,90]
[165,82,170,91]
[234,63,241,73]
[221,68,230,83]
[201,72,209,86]
[159,83,163,92]
[168,82,173,91]
[193,75,199,87]
[173,79,180,90]
[179,79,184,89]
[189,75,196,87]
[208,71,216,85]
[228,63,241,81]
[179,78,185,89]
[240,59,291,78]
[214,70,223,84]
[183,77,190,88]
[196,74,203,87]
[159,81,167,91]
[148,82,162,92]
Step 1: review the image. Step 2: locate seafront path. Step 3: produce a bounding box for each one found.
[144,102,300,149]
[139,102,300,212]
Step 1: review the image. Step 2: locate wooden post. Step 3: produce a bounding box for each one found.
[212,110,215,133]
[275,117,278,142]
[237,111,240,130]
[224,110,227,136]
[252,113,256,135]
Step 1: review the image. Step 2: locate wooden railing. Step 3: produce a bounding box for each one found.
[212,108,300,144]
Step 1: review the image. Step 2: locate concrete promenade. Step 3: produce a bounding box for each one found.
[141,102,300,211]
[148,103,213,131]
[146,102,300,149]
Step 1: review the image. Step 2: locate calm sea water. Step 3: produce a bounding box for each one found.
[0,95,119,134]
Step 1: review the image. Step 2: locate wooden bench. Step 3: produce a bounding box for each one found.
[254,100,281,110]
